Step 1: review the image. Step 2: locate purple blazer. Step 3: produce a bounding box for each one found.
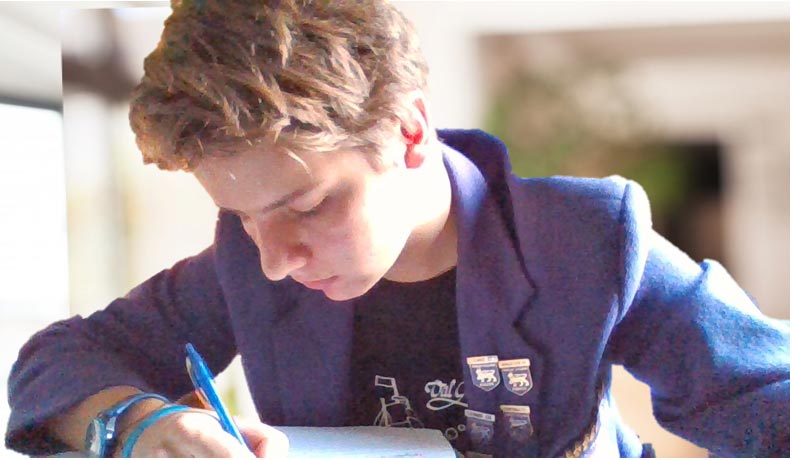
[6,130,790,457]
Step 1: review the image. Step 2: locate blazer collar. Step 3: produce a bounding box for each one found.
[440,131,537,328]
[441,134,542,425]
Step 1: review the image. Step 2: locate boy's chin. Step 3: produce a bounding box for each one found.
[321,277,378,302]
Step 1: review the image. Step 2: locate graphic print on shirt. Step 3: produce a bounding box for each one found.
[424,378,468,441]
[369,375,468,443]
[372,375,424,428]
[424,378,467,410]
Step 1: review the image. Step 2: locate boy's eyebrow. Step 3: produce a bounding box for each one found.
[219,185,315,216]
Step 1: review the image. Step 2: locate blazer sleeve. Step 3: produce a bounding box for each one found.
[606,181,790,457]
[5,244,237,456]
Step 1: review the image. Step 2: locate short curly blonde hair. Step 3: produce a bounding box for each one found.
[129,0,430,171]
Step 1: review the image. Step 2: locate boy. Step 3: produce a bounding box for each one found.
[6,0,790,457]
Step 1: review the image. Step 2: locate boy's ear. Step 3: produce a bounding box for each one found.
[401,92,430,169]
[402,127,425,169]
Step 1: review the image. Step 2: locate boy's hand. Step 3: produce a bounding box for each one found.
[237,416,291,458]
[121,409,289,458]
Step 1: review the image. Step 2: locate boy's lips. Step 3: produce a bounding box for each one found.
[298,275,339,290]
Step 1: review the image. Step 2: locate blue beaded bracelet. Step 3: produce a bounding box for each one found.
[120,404,191,458]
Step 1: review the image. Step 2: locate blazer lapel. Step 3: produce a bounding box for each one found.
[444,142,545,456]
[270,288,355,426]
[215,212,355,427]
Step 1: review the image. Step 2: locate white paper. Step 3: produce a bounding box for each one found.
[277,426,457,458]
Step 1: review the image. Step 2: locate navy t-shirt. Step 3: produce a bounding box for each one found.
[345,268,469,451]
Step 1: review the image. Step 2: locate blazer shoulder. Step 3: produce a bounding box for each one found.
[509,174,651,222]
[513,174,631,203]
[509,174,653,319]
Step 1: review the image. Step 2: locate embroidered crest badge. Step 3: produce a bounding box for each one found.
[498,358,533,396]
[466,355,501,391]
[464,409,496,447]
[501,405,534,443]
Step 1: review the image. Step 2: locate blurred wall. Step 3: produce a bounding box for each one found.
[478,22,790,319]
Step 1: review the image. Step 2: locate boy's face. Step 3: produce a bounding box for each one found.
[194,139,416,301]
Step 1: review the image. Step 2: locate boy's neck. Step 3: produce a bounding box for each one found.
[384,151,457,283]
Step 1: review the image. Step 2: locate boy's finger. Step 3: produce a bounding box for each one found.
[237,418,290,458]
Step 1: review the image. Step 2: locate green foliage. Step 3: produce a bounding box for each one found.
[483,65,693,217]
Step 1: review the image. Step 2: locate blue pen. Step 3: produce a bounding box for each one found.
[185,343,251,450]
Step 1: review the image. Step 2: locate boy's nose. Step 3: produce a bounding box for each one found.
[251,219,308,281]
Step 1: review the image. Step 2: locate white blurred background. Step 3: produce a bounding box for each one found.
[1,1,788,457]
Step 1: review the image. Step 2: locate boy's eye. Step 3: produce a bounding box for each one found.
[295,196,327,217]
